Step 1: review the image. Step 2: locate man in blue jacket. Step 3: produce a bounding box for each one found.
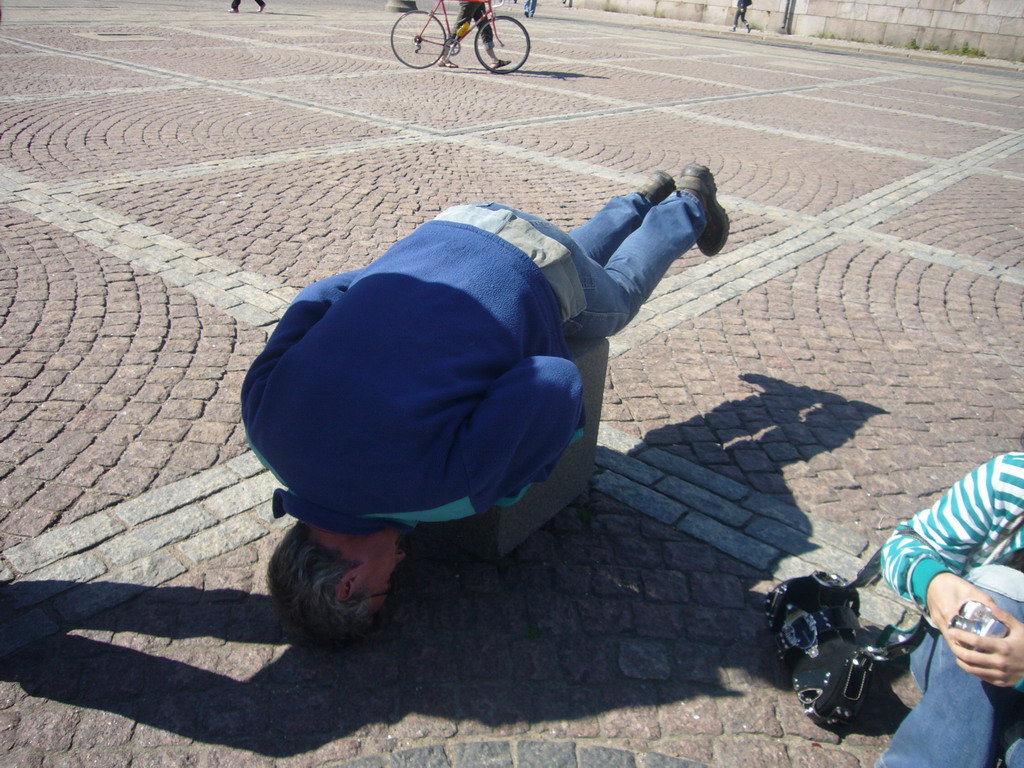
[242,165,729,645]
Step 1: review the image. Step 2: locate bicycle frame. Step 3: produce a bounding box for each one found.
[417,0,506,49]
[390,0,528,73]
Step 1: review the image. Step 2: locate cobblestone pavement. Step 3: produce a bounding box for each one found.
[1,0,1023,765]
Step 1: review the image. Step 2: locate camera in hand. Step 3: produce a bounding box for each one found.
[950,600,1009,638]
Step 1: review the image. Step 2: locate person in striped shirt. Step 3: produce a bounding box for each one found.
[878,452,1024,768]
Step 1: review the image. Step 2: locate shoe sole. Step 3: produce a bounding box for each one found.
[679,166,728,257]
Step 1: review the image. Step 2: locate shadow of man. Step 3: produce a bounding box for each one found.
[0,377,897,758]
[646,373,888,507]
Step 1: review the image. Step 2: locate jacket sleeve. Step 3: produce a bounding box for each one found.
[241,270,365,424]
[881,454,1024,609]
[457,355,585,512]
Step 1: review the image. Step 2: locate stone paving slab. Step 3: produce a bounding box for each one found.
[487,112,933,215]
[688,94,1009,158]
[0,89,399,181]
[1,1,1022,765]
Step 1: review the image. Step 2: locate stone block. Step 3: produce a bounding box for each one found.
[982,31,1024,60]
[797,15,828,36]
[8,554,107,608]
[962,12,1002,34]
[517,741,577,768]
[998,15,1024,36]
[806,0,839,15]
[899,7,934,27]
[423,336,609,559]
[177,516,267,563]
[933,9,968,31]
[452,742,513,768]
[920,27,955,50]
[4,514,124,574]
[391,746,449,768]
[627,0,657,16]
[592,471,689,527]
[991,0,1022,15]
[866,4,900,23]
[0,610,59,658]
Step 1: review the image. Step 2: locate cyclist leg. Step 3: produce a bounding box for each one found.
[441,2,477,65]
[475,9,511,67]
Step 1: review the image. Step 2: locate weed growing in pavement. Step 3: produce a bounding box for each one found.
[819,33,987,59]
[944,41,986,57]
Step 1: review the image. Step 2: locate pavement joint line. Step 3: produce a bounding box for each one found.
[0,427,909,657]
[0,83,196,105]
[654,106,941,165]
[1,164,298,327]
[40,135,433,195]
[612,229,843,358]
[3,96,1019,345]
[7,25,1015,168]
[790,90,1023,135]
[0,12,1014,663]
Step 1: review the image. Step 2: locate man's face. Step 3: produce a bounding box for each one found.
[363,536,406,614]
[308,526,406,614]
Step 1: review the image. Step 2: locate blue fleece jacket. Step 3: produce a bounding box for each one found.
[241,219,585,534]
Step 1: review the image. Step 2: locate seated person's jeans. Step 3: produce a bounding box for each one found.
[877,565,1024,768]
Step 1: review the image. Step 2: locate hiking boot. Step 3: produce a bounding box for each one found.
[677,164,729,256]
[636,170,676,205]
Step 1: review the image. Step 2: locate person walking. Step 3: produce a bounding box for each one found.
[731,0,752,32]
[230,0,265,12]
[438,0,510,68]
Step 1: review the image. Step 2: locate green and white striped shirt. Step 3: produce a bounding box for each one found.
[881,453,1024,609]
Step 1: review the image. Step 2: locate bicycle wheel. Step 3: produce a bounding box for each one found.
[475,15,530,73]
[391,10,447,69]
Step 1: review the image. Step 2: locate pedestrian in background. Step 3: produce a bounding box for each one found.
[731,0,752,32]
[230,0,265,12]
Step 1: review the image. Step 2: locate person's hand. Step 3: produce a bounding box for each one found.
[927,572,1024,687]
[926,571,990,633]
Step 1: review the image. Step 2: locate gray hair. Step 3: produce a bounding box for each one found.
[267,522,374,646]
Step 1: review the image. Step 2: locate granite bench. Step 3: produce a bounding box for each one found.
[423,336,610,559]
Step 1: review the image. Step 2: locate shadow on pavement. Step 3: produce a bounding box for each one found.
[645,373,888,547]
[639,373,912,739]
[1,514,769,759]
[0,375,902,757]
[516,70,610,80]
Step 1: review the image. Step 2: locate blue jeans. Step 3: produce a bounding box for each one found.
[481,191,706,339]
[877,566,1024,768]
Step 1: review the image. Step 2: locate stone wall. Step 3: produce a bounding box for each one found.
[574,0,1024,61]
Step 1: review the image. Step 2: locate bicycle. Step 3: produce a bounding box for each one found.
[390,0,531,74]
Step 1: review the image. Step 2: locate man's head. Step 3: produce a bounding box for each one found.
[267,522,405,646]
